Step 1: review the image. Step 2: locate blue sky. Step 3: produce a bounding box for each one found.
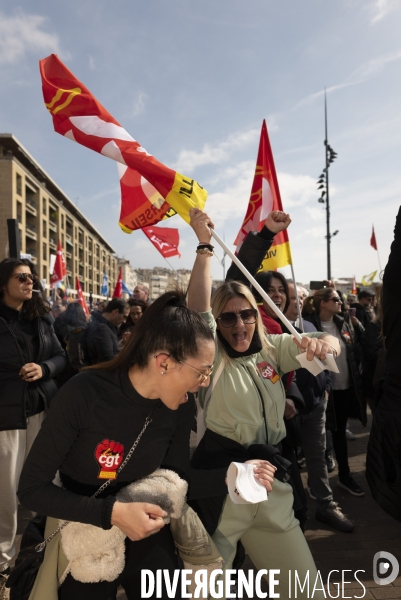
[1,0,400,284]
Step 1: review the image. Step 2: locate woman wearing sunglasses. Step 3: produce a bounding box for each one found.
[302,287,366,497]
[0,258,66,593]
[187,210,340,599]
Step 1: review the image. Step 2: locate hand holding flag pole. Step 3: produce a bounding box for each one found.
[209,227,338,376]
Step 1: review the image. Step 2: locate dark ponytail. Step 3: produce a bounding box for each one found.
[302,288,335,316]
[87,289,214,372]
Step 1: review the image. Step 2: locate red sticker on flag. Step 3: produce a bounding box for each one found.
[94,439,124,479]
[256,361,280,383]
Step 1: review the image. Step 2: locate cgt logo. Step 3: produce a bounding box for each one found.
[373,551,399,586]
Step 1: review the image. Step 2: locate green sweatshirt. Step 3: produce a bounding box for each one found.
[199,310,323,448]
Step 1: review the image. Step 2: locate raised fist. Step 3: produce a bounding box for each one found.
[94,438,125,480]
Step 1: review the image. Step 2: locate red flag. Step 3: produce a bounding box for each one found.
[50,240,67,287]
[76,277,89,316]
[234,120,292,270]
[370,226,378,250]
[39,54,207,231]
[112,267,123,298]
[142,225,181,258]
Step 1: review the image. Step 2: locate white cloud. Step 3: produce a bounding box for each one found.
[276,172,318,208]
[89,55,96,70]
[173,127,260,172]
[369,0,400,23]
[294,49,401,109]
[0,9,65,65]
[132,92,148,117]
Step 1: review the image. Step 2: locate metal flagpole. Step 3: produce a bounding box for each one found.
[289,263,304,332]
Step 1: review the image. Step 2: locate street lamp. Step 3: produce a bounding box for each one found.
[316,90,338,280]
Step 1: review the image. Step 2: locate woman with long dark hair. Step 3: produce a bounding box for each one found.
[302,287,367,497]
[118,298,147,343]
[0,258,66,595]
[17,290,227,599]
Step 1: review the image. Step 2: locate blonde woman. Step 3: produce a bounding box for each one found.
[187,209,340,599]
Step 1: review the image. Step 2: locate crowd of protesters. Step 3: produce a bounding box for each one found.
[0,206,396,600]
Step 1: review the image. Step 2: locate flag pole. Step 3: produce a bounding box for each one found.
[210,229,302,342]
[289,263,304,333]
[209,228,332,372]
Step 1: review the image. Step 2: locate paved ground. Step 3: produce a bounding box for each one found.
[15,413,401,598]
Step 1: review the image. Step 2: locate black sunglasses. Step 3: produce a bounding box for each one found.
[14,273,37,284]
[217,308,258,328]
[329,296,341,303]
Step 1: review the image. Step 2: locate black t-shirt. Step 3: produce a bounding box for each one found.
[18,369,226,527]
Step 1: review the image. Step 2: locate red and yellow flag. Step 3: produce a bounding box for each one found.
[143,225,181,259]
[235,120,292,270]
[39,54,207,230]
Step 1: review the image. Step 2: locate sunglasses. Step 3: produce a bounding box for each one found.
[329,297,342,303]
[217,308,258,328]
[14,273,37,284]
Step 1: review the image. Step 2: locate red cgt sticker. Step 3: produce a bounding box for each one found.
[94,439,124,479]
[256,361,280,384]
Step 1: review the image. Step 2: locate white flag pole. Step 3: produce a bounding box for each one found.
[209,228,337,376]
[210,228,302,341]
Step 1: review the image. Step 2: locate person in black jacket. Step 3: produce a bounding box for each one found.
[366,206,401,522]
[303,287,367,498]
[86,298,126,364]
[18,290,227,600]
[0,258,66,594]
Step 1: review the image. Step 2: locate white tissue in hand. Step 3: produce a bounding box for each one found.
[227,462,268,504]
[295,352,339,376]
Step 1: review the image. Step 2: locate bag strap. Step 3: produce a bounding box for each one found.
[35,406,156,553]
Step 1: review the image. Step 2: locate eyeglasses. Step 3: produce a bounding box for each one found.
[179,360,213,384]
[14,273,37,284]
[217,308,258,328]
[329,297,342,303]
[154,353,213,384]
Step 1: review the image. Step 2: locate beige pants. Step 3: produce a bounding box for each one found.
[212,479,325,599]
[0,412,45,570]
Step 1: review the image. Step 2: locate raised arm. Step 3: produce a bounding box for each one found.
[226,210,291,285]
[187,209,215,313]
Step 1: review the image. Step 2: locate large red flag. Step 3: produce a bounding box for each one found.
[112,267,123,298]
[370,226,378,250]
[234,120,292,270]
[76,277,89,316]
[39,54,207,231]
[50,240,67,287]
[142,225,181,259]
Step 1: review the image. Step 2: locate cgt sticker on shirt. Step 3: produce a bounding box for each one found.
[256,361,280,384]
[94,439,124,479]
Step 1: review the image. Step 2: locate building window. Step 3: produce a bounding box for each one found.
[61,215,64,229]
[43,266,47,280]
[42,198,47,216]
[16,173,22,196]
[42,220,47,238]
[42,242,47,261]
[62,233,64,245]
[17,201,22,222]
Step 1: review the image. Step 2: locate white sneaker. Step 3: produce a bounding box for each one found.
[345,428,356,440]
